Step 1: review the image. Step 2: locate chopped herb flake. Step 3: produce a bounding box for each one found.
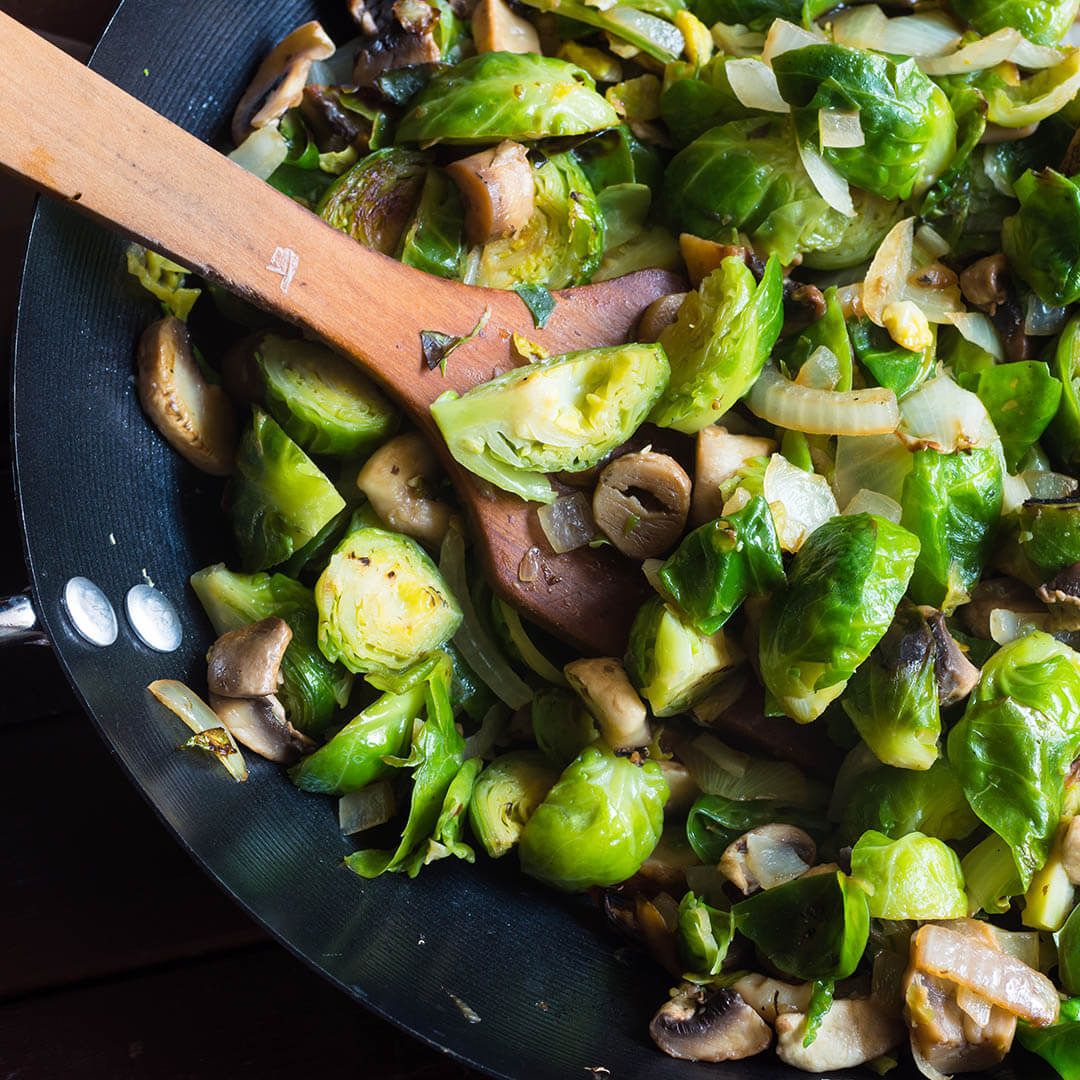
[421,307,491,374]
[513,284,556,329]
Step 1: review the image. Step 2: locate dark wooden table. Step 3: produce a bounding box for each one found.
[0,5,471,1076]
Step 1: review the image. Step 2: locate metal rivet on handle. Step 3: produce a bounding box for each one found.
[125,584,183,653]
[62,577,118,647]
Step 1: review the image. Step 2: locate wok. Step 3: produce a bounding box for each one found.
[3,3,1027,1078]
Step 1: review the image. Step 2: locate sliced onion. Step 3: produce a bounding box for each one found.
[830,5,888,49]
[989,608,1052,645]
[307,36,359,86]
[904,275,964,325]
[864,217,914,326]
[711,21,765,57]
[148,680,248,783]
[463,702,508,761]
[898,373,999,452]
[496,598,567,686]
[985,927,1041,969]
[794,345,841,390]
[915,224,951,261]
[1067,21,1080,49]
[1010,37,1067,70]
[798,141,855,217]
[1002,471,1033,515]
[745,832,812,889]
[681,733,825,807]
[920,28,1022,75]
[763,453,838,552]
[747,363,900,436]
[339,780,396,835]
[946,311,1005,361]
[762,17,823,63]
[834,433,913,506]
[537,491,597,554]
[833,6,963,58]
[1022,469,1078,499]
[819,108,865,149]
[228,124,289,180]
[642,557,666,594]
[842,488,903,523]
[955,985,994,1028]
[912,923,1060,1025]
[726,58,790,113]
[1025,295,1069,336]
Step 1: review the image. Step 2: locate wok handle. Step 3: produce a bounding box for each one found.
[0,595,47,647]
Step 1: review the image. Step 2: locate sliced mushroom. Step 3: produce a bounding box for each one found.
[349,0,379,35]
[137,316,237,476]
[678,234,752,289]
[301,86,371,152]
[472,0,541,53]
[992,295,1035,362]
[353,26,441,88]
[637,292,687,343]
[1039,559,1080,606]
[206,617,293,699]
[659,759,700,818]
[958,577,1045,640]
[638,828,701,893]
[593,451,691,559]
[650,985,772,1062]
[231,22,336,146]
[209,693,313,764]
[446,141,535,245]
[782,280,828,329]
[356,432,454,548]
[564,657,651,750]
[920,607,981,707]
[775,997,905,1072]
[959,254,1009,316]
[600,888,681,974]
[733,974,813,1024]
[719,824,816,895]
[692,427,776,525]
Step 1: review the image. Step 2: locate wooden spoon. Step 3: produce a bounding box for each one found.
[0,15,682,655]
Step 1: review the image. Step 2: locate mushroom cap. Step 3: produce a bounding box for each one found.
[209,693,314,765]
[775,997,905,1072]
[921,607,981,707]
[471,0,541,55]
[206,616,293,699]
[650,986,772,1062]
[592,451,691,559]
[137,317,237,476]
[637,292,687,344]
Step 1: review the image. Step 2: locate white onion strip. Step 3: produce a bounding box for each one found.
[228,124,289,180]
[946,311,1005,361]
[819,109,864,148]
[148,680,248,783]
[864,217,914,326]
[726,58,790,113]
[798,140,855,217]
[920,28,1064,76]
[762,18,823,64]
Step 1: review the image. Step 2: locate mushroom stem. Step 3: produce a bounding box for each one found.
[446,141,536,246]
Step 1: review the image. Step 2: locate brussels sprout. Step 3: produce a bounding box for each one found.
[518,0,686,63]
[420,755,482,868]
[978,364,1062,473]
[125,244,201,320]
[779,286,853,391]
[315,526,462,675]
[772,45,957,202]
[625,597,743,718]
[468,750,560,858]
[595,225,682,281]
[1047,313,1080,470]
[677,891,734,978]
[841,606,941,772]
[689,0,832,30]
[948,632,1080,887]
[850,830,967,920]
[396,53,619,145]
[659,57,748,147]
[318,148,429,254]
[431,343,669,503]
[732,870,870,981]
[849,317,934,400]
[898,448,1002,609]
[228,409,347,572]
[663,118,896,268]
[759,514,921,724]
[531,687,598,768]
[1060,907,1080,995]
[658,494,786,635]
[1004,170,1080,307]
[961,833,1022,916]
[989,51,1080,129]
[839,758,978,847]
[686,793,828,864]
[470,151,604,290]
[251,335,399,458]
[399,168,466,280]
[650,256,783,435]
[518,742,668,891]
[190,563,351,736]
[948,0,1080,46]
[289,684,425,794]
[573,125,663,195]
[1017,499,1080,579]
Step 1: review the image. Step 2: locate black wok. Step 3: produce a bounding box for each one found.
[5,3,1025,1078]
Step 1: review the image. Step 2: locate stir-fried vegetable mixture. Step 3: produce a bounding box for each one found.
[133,0,1080,1073]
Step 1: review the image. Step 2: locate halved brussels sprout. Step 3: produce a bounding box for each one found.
[400,167,466,279]
[850,830,967,920]
[574,125,664,195]
[318,147,429,254]
[759,514,921,723]
[315,526,462,675]
[470,151,604,290]
[773,45,956,202]
[1046,313,1080,470]
[431,343,669,503]
[663,118,896,268]
[468,750,560,858]
[396,52,619,145]
[660,57,749,147]
[691,0,832,30]
[518,741,668,891]
[947,0,1080,45]
[254,335,399,457]
[686,793,828,864]
[849,317,934,400]
[650,256,783,435]
[899,448,1003,610]
[625,596,743,717]
[532,687,598,768]
[1017,498,1080,579]
[1003,169,1080,307]
[228,409,347,571]
[677,891,734,978]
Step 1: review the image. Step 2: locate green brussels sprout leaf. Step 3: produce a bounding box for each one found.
[677,891,734,978]
[400,167,467,280]
[850,830,967,920]
[468,750,560,858]
[685,793,828,864]
[532,687,599,768]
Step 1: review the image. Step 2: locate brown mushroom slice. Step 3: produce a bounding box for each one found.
[593,451,691,559]
[472,0,541,54]
[959,254,1009,316]
[564,657,651,750]
[678,234,752,289]
[732,974,813,1023]
[692,427,776,525]
[919,607,981,707]
[720,824,816,894]
[231,22,336,146]
[958,577,1045,640]
[1038,559,1080,606]
[650,985,772,1062]
[356,432,454,548]
[353,26,441,87]
[348,0,379,35]
[206,617,293,699]
[209,693,313,765]
[775,997,905,1072]
[600,888,681,975]
[137,316,237,476]
[638,827,701,893]
[446,141,535,246]
[638,293,688,344]
[659,759,700,818]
